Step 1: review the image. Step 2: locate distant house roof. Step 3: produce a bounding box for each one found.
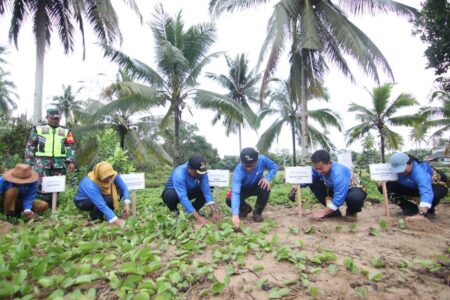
[424,151,445,161]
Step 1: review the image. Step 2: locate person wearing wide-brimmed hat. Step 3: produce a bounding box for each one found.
[24,106,76,205]
[383,152,448,220]
[73,162,129,227]
[161,156,221,225]
[0,163,48,222]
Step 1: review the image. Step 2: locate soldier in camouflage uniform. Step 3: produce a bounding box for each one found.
[24,107,76,204]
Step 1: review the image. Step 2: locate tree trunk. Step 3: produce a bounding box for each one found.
[299,52,309,160]
[33,4,47,125]
[238,124,242,152]
[174,102,181,165]
[290,118,297,166]
[119,131,125,150]
[380,130,386,163]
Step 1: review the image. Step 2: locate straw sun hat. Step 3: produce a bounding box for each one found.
[2,164,39,184]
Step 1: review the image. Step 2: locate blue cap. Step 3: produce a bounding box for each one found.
[390,152,409,173]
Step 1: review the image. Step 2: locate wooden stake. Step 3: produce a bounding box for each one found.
[296,184,302,218]
[381,181,390,217]
[132,190,137,217]
[51,192,57,213]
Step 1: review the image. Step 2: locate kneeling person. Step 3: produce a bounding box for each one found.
[306,150,366,222]
[228,147,278,229]
[161,156,221,225]
[74,162,129,226]
[385,152,448,219]
[0,164,48,222]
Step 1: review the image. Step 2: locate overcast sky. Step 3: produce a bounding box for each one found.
[0,0,442,157]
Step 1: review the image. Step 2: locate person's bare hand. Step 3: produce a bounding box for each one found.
[123,204,130,218]
[311,208,334,220]
[67,163,76,173]
[23,211,35,219]
[232,215,240,230]
[113,218,125,227]
[258,178,271,191]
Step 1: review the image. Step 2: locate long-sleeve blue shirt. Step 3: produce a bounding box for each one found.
[0,177,37,212]
[74,175,129,221]
[165,162,214,213]
[396,161,434,208]
[231,155,278,215]
[312,161,351,210]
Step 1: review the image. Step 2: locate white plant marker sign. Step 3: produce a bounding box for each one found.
[42,176,66,213]
[369,163,398,216]
[120,173,145,217]
[285,166,313,218]
[337,150,353,169]
[208,170,230,202]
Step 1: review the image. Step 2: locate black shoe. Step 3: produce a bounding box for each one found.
[388,193,406,205]
[239,204,253,218]
[253,214,264,222]
[6,214,18,225]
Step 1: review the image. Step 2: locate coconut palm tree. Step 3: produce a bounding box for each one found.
[420,80,450,138]
[102,5,226,165]
[0,46,17,115]
[257,78,341,165]
[51,85,84,126]
[195,53,260,152]
[209,0,417,158]
[0,0,141,124]
[87,70,169,161]
[346,83,418,162]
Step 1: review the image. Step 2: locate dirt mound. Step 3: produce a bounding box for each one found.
[0,220,14,235]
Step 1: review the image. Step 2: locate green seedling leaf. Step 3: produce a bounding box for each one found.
[328,264,338,275]
[47,289,64,299]
[335,225,342,233]
[289,226,300,234]
[398,260,409,269]
[211,282,226,294]
[348,224,357,233]
[343,257,360,274]
[310,267,322,274]
[147,261,162,273]
[256,278,267,289]
[368,272,384,281]
[368,227,379,236]
[255,252,264,260]
[282,279,298,286]
[13,270,27,284]
[303,226,315,234]
[296,240,304,249]
[74,274,96,285]
[38,277,54,288]
[253,264,264,272]
[370,257,386,268]
[226,266,235,275]
[309,286,319,297]
[379,218,388,230]
[398,219,406,229]
[268,287,290,299]
[133,292,150,300]
[169,271,181,284]
[0,280,19,298]
[355,287,366,298]
[32,262,48,278]
[271,234,280,245]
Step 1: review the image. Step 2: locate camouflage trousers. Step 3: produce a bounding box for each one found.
[32,158,67,203]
